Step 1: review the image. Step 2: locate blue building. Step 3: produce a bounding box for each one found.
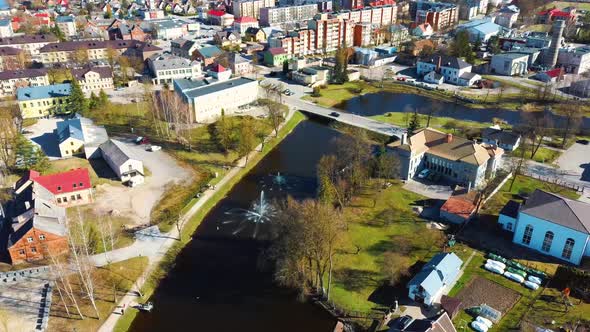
[499,190,590,265]
[407,252,462,306]
[457,19,503,43]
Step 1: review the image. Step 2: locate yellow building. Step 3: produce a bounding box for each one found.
[17,83,71,119]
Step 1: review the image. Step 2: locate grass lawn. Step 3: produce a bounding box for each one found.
[113,111,307,332]
[510,146,562,164]
[524,287,590,328]
[302,81,380,107]
[539,1,590,11]
[522,24,551,33]
[371,112,494,133]
[328,181,446,314]
[67,206,135,253]
[48,256,149,332]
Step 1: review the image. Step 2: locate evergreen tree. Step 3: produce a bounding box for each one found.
[68,79,88,114]
[282,60,289,74]
[408,109,421,135]
[450,30,474,62]
[51,23,66,42]
[98,89,109,108]
[89,92,98,110]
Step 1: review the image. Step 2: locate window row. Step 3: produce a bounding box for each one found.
[26,234,46,243]
[56,194,83,203]
[522,225,575,260]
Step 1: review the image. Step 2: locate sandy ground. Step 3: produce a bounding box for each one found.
[92,139,191,226]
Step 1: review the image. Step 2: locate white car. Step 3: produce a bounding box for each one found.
[484,263,504,275]
[148,145,161,152]
[471,320,489,332]
[417,169,431,179]
[476,316,493,329]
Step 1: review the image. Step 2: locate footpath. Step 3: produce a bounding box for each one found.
[97,109,296,332]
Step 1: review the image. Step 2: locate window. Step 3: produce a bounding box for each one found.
[522,224,533,245]
[79,182,84,187]
[541,231,554,252]
[73,183,77,188]
[71,195,76,200]
[39,234,45,240]
[562,238,575,260]
[27,237,33,243]
[57,186,62,191]
[63,196,68,202]
[71,141,74,146]
[506,222,513,231]
[77,194,82,199]
[31,247,37,253]
[18,249,25,255]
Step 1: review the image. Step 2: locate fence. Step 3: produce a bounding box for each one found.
[520,170,585,193]
[36,283,53,331]
[0,266,51,284]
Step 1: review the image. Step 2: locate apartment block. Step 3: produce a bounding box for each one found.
[39,40,162,64]
[0,68,49,98]
[409,1,458,31]
[232,0,275,19]
[308,13,353,52]
[260,4,319,26]
[0,35,58,62]
[270,29,317,56]
[335,5,397,27]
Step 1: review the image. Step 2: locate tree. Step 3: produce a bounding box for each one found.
[68,79,88,114]
[382,252,412,286]
[443,119,458,133]
[282,60,289,74]
[332,44,350,84]
[373,146,400,182]
[214,109,234,153]
[72,47,90,66]
[556,103,582,148]
[47,68,72,84]
[450,30,474,62]
[408,108,421,135]
[260,99,286,137]
[14,135,49,172]
[106,45,118,68]
[0,106,20,172]
[51,23,66,41]
[237,117,256,166]
[424,101,442,128]
[487,35,501,54]
[520,104,553,159]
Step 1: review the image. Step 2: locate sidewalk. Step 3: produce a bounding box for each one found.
[97,109,296,332]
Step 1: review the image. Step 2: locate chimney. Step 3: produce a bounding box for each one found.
[436,55,442,72]
[445,133,453,143]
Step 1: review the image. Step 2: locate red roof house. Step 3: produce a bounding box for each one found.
[440,187,480,224]
[15,168,93,207]
[534,68,565,83]
[537,7,577,23]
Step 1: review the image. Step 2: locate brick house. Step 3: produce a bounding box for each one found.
[6,184,68,265]
[14,169,93,208]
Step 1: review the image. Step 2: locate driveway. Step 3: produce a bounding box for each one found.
[22,118,63,159]
[403,179,453,200]
[555,141,590,182]
[91,138,192,226]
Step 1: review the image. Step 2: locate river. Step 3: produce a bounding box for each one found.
[340,92,590,129]
[129,121,340,332]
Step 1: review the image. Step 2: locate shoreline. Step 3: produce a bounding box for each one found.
[103,110,306,332]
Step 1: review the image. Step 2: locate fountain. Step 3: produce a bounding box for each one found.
[273,172,286,187]
[222,191,276,238]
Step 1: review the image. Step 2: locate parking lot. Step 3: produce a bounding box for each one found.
[403,178,454,200]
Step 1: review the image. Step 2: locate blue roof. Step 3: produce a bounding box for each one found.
[459,19,502,35]
[56,118,84,143]
[17,83,71,101]
[408,252,462,295]
[197,45,222,58]
[56,16,75,23]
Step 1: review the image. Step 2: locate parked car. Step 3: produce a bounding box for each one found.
[394,315,414,330]
[417,169,431,179]
[577,139,589,145]
[329,112,340,117]
[148,145,161,151]
[135,136,150,145]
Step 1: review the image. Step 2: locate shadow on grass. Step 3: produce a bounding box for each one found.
[334,268,380,292]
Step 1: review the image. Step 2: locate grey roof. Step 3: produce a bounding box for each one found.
[177,77,256,99]
[7,194,66,248]
[56,15,75,23]
[0,34,57,46]
[149,53,197,71]
[419,54,471,70]
[408,253,462,296]
[0,68,48,81]
[521,190,590,234]
[482,127,520,146]
[493,52,529,60]
[459,72,479,80]
[0,46,23,56]
[99,139,140,168]
[500,200,520,219]
[229,52,250,64]
[71,66,113,80]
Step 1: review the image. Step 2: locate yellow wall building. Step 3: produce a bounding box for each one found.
[17,83,71,119]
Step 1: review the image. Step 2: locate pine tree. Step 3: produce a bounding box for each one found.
[89,92,98,110]
[408,109,421,135]
[98,89,109,108]
[51,23,66,42]
[68,79,88,114]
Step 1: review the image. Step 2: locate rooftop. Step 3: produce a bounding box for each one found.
[17,83,71,101]
[521,189,590,234]
[176,77,256,99]
[419,54,470,69]
[149,53,198,71]
[0,68,48,81]
[0,34,58,46]
[55,15,75,23]
[71,66,113,80]
[56,118,84,143]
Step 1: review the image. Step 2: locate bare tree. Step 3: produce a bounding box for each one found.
[260,99,286,137]
[47,249,85,319]
[556,103,582,148]
[0,106,20,171]
[520,104,553,159]
[382,252,412,286]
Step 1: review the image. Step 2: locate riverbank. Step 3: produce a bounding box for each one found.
[108,110,306,332]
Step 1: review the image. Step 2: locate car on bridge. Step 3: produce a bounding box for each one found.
[329,112,340,117]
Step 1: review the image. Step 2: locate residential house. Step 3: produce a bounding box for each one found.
[194,45,223,66]
[109,23,149,42]
[39,40,162,64]
[148,53,203,85]
[0,18,14,38]
[99,139,145,187]
[0,47,25,71]
[498,189,590,265]
[457,19,503,43]
[17,83,71,119]
[14,168,93,208]
[494,5,519,28]
[208,10,235,27]
[440,187,481,224]
[388,129,503,188]
[233,16,259,35]
[71,67,114,94]
[229,53,252,76]
[409,1,458,31]
[245,27,266,42]
[269,29,316,56]
[144,19,188,40]
[353,23,372,47]
[353,47,397,67]
[0,69,50,98]
[481,125,520,151]
[0,35,58,62]
[171,39,199,59]
[214,31,242,47]
[557,46,590,75]
[533,68,565,83]
[242,42,265,55]
[490,52,528,76]
[5,189,67,265]
[537,7,577,24]
[407,252,463,306]
[417,54,479,86]
[389,312,457,332]
[264,47,290,66]
[207,64,232,81]
[411,22,433,38]
[388,24,410,47]
[55,16,77,37]
[55,118,85,157]
[173,77,259,122]
[459,1,479,21]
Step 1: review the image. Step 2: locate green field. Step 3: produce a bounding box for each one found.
[511,146,562,164]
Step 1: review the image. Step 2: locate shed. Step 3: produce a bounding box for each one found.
[99,139,144,186]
